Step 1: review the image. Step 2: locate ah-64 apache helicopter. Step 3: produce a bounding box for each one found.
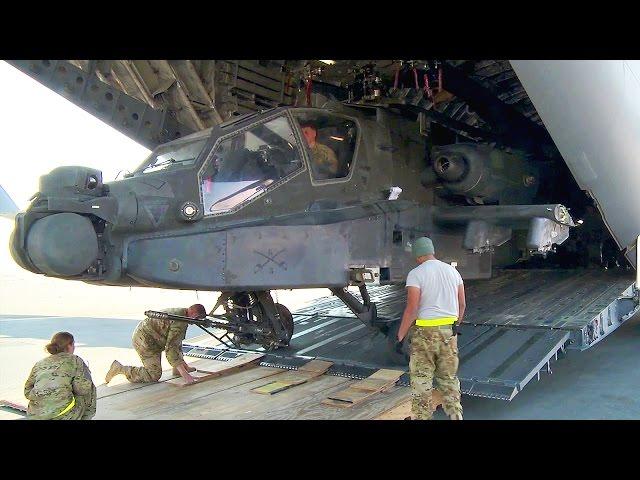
[9,60,586,359]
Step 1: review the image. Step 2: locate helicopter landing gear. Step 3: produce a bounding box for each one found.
[329,283,409,365]
[213,291,294,351]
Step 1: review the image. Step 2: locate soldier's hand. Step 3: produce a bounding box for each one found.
[183,373,197,385]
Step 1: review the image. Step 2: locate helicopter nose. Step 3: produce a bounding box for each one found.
[25,212,99,276]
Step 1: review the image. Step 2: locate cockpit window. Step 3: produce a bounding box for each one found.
[135,135,209,174]
[200,115,303,215]
[292,111,358,181]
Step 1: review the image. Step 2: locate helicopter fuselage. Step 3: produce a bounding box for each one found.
[10,105,572,293]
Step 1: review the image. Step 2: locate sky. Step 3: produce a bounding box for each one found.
[0,61,151,209]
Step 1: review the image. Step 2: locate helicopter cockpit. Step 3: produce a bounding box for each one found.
[134,128,212,175]
[292,110,358,182]
[198,109,359,216]
[199,115,303,215]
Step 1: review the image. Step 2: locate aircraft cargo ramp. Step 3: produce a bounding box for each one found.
[94,269,638,419]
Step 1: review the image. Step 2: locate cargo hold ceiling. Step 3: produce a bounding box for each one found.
[7,60,546,151]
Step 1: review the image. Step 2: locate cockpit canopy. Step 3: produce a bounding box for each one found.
[131,108,360,216]
[200,115,302,214]
[292,110,358,181]
[133,128,212,174]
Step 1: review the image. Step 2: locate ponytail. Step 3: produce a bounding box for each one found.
[45,332,74,355]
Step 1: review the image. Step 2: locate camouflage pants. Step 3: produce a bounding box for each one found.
[78,383,97,420]
[122,343,163,383]
[30,384,96,420]
[55,387,97,420]
[409,325,462,420]
[29,389,97,420]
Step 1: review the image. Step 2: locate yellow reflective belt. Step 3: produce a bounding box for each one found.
[54,397,76,418]
[415,317,457,327]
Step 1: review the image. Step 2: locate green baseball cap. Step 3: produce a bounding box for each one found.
[412,237,435,257]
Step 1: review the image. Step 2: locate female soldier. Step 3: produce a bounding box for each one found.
[24,332,97,420]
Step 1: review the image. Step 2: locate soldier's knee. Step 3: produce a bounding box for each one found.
[411,376,434,392]
[435,374,459,386]
[150,370,162,382]
[411,382,435,399]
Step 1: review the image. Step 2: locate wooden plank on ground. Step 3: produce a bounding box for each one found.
[374,390,443,420]
[96,365,412,420]
[153,373,350,420]
[323,369,404,408]
[166,353,264,387]
[248,383,409,420]
[97,369,179,399]
[0,400,27,416]
[94,366,283,419]
[251,359,333,395]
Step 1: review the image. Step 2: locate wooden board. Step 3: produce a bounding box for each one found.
[94,366,284,419]
[251,359,333,395]
[166,353,264,387]
[97,369,180,399]
[153,372,350,420]
[94,362,414,420]
[323,369,404,408]
[374,390,443,420]
[0,400,27,416]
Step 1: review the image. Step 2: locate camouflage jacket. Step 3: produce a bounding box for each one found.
[310,143,339,178]
[24,352,95,420]
[132,307,189,367]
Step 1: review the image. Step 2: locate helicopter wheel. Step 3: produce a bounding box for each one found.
[222,294,294,350]
[275,303,294,345]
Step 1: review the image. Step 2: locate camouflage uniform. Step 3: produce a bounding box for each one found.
[24,352,96,420]
[309,143,339,178]
[121,308,189,383]
[409,324,462,420]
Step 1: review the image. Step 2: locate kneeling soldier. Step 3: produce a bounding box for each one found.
[105,304,207,385]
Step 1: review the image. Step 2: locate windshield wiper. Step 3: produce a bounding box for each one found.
[142,157,194,172]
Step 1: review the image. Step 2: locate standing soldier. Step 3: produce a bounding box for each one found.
[24,332,96,420]
[105,304,207,385]
[397,237,465,420]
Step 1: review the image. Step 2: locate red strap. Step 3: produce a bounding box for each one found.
[424,73,433,101]
[305,76,312,106]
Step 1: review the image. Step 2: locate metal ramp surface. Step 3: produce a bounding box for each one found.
[183,269,637,401]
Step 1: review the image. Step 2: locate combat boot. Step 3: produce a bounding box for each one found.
[105,360,123,384]
[449,413,463,420]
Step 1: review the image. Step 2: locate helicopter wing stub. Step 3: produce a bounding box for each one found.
[433,204,574,255]
[512,60,640,267]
